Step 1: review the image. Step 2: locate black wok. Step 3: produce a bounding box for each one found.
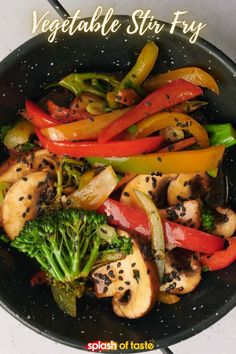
[0,11,236,352]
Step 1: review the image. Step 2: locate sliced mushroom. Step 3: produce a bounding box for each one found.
[167,173,209,206]
[2,171,54,240]
[120,174,177,209]
[92,230,158,319]
[0,149,60,184]
[213,207,236,238]
[160,249,201,295]
[159,200,201,229]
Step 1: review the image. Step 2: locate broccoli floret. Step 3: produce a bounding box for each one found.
[11,208,132,283]
[204,123,236,148]
[201,206,215,232]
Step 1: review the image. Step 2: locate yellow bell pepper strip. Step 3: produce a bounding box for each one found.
[3,120,35,149]
[86,145,225,175]
[41,108,130,141]
[69,165,118,210]
[59,73,120,98]
[124,111,209,148]
[107,41,159,108]
[99,79,203,143]
[134,190,165,282]
[143,67,219,95]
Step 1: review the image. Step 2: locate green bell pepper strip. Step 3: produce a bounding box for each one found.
[87,145,225,174]
[204,123,236,148]
[59,73,120,98]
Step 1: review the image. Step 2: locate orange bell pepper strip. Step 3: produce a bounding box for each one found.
[143,67,219,94]
[87,145,225,174]
[168,100,207,114]
[114,173,137,191]
[158,136,197,152]
[40,108,130,141]
[124,111,209,148]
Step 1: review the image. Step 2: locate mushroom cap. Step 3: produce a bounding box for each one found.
[120,174,177,209]
[92,230,158,319]
[0,149,60,184]
[160,249,201,295]
[214,207,236,238]
[2,170,53,240]
[167,173,209,206]
[160,200,201,229]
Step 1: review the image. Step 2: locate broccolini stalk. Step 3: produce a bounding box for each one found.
[204,123,236,148]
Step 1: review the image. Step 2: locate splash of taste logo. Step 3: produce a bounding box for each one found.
[86,340,155,351]
[32,6,206,44]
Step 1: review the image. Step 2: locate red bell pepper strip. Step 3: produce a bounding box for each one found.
[30,270,47,286]
[25,100,60,128]
[163,220,225,254]
[98,198,225,254]
[47,100,92,122]
[36,128,164,158]
[98,79,203,143]
[200,237,236,271]
[97,198,150,237]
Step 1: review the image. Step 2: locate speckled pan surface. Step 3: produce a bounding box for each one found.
[0,16,236,351]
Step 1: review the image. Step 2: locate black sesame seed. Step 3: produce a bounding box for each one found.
[22,177,28,181]
[28,194,32,200]
[118,287,124,291]
[166,94,170,100]
[151,177,157,188]
[118,269,124,274]
[16,167,22,172]
[123,192,129,197]
[131,262,136,267]
[147,269,150,275]
[108,270,115,279]
[22,212,26,218]
[117,262,121,268]
[118,276,123,281]
[125,281,130,285]
[103,286,108,293]
[106,265,110,271]
[180,212,186,217]
[145,101,152,106]
[157,157,162,162]
[145,176,150,183]
[26,207,30,213]
[19,196,24,201]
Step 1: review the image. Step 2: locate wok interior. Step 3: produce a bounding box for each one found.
[0,19,236,349]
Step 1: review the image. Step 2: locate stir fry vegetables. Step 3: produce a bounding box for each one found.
[0,41,235,320]
[98,79,203,143]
